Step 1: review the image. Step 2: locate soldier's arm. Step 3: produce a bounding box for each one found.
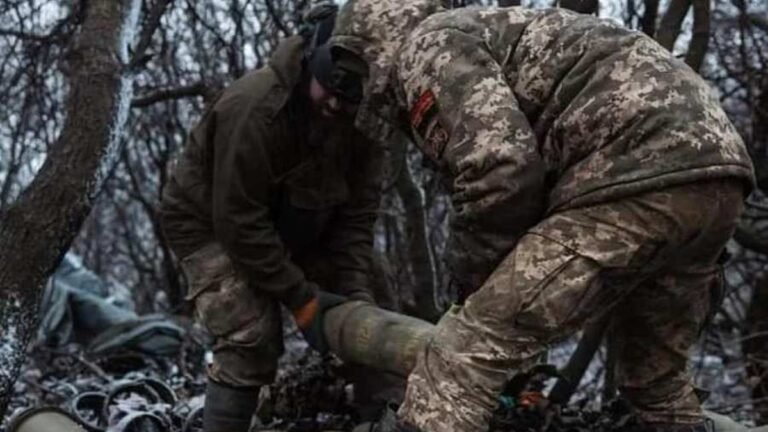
[398,27,547,294]
[324,134,385,302]
[211,104,316,311]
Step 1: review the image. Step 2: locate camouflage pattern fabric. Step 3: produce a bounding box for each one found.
[331,2,755,430]
[179,243,382,388]
[399,179,743,431]
[331,1,754,296]
[331,0,442,140]
[181,243,283,387]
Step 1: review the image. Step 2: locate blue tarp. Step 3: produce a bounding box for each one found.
[38,254,184,357]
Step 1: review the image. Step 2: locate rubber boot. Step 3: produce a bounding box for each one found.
[363,403,421,432]
[202,380,260,432]
[623,422,711,432]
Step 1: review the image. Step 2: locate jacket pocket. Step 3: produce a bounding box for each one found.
[181,243,274,340]
[182,243,233,301]
[193,271,273,340]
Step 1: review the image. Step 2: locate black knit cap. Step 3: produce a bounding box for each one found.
[305,4,366,103]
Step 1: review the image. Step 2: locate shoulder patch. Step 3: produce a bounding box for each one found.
[410,90,437,135]
[409,90,449,161]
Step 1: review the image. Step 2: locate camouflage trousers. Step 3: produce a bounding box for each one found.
[399,179,745,432]
[181,244,383,389]
[181,243,284,388]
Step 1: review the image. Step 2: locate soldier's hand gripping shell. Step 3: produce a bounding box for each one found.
[291,290,347,353]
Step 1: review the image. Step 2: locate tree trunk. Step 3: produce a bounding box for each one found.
[392,139,443,322]
[656,0,691,51]
[640,0,660,37]
[744,78,768,426]
[684,0,711,72]
[745,276,768,424]
[0,0,140,418]
[559,0,599,14]
[753,80,768,190]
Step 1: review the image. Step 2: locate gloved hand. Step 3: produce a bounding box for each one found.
[291,291,346,353]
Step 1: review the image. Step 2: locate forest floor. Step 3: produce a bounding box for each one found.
[2,316,760,432]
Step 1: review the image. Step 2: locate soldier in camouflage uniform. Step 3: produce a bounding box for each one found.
[328,1,756,431]
[160,5,382,432]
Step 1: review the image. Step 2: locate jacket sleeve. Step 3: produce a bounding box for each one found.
[397,28,547,295]
[211,102,316,311]
[324,134,385,302]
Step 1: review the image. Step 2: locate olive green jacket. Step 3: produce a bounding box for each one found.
[160,36,383,310]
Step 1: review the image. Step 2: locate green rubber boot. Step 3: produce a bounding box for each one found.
[622,422,711,432]
[202,380,260,432]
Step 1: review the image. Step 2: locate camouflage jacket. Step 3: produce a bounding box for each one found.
[160,36,383,310]
[332,1,755,292]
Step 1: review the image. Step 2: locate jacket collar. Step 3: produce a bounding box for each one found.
[269,35,306,89]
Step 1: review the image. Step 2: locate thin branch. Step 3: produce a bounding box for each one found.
[640,0,660,37]
[685,0,711,71]
[0,28,50,41]
[183,0,230,49]
[131,82,208,107]
[656,0,691,51]
[559,0,599,14]
[130,0,174,70]
[0,2,84,45]
[549,317,611,404]
[42,348,111,382]
[750,13,768,32]
[264,0,289,35]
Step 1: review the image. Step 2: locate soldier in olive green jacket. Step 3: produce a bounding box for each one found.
[329,1,755,431]
[160,8,382,431]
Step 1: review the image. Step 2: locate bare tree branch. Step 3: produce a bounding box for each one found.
[549,317,611,404]
[751,13,768,32]
[640,0,660,37]
[559,0,599,14]
[0,28,50,41]
[265,0,290,36]
[685,0,711,71]
[130,0,174,70]
[131,81,209,107]
[755,83,768,189]
[656,0,691,51]
[0,4,83,44]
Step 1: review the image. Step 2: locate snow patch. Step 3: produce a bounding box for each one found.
[0,293,25,381]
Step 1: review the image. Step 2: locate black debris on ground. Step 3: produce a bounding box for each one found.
[4,324,361,432]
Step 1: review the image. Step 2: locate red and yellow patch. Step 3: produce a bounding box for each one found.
[409,90,449,161]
